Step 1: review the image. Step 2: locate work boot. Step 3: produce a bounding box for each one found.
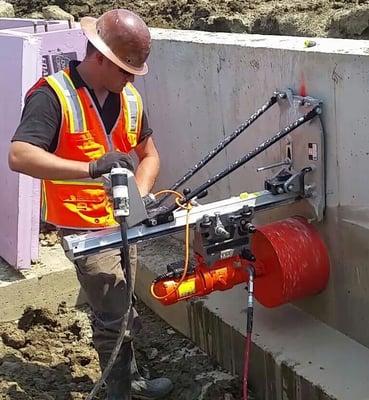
[106,378,131,400]
[131,376,173,400]
[98,343,133,400]
[130,344,173,399]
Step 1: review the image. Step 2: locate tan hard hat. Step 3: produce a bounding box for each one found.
[80,9,151,76]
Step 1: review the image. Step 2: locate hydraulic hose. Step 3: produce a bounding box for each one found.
[243,265,255,400]
[86,218,133,399]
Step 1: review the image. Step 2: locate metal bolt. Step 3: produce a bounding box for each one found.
[304,185,315,197]
[287,184,294,191]
[247,224,256,233]
[149,219,157,226]
[277,187,284,194]
[203,214,210,223]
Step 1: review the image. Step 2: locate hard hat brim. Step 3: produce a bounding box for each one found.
[80,16,149,76]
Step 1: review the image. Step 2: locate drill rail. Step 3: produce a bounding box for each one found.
[63,190,297,261]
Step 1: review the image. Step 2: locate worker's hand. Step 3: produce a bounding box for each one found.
[147,204,172,218]
[89,151,134,179]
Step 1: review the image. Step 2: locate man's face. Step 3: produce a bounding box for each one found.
[101,57,135,93]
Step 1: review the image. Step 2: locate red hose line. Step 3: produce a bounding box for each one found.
[243,333,252,400]
[243,265,255,400]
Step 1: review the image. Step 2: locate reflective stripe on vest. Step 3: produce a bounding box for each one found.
[45,71,88,133]
[123,83,143,146]
[49,177,103,185]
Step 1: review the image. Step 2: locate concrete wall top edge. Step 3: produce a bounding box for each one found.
[150,27,369,57]
[3,22,368,57]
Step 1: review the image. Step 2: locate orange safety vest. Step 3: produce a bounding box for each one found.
[28,68,143,230]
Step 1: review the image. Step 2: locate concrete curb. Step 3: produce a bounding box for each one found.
[0,245,84,322]
[136,237,369,400]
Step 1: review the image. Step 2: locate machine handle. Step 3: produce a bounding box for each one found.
[256,158,291,172]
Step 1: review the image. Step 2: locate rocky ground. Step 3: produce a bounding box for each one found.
[0,301,245,400]
[5,0,369,40]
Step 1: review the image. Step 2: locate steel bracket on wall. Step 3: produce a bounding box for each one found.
[257,89,325,221]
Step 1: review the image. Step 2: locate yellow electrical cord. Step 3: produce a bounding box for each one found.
[154,189,185,199]
[150,189,192,301]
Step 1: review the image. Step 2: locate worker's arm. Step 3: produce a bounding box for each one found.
[8,141,90,180]
[9,86,91,180]
[9,141,133,180]
[134,136,160,196]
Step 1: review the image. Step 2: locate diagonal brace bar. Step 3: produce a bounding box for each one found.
[157,93,279,205]
[166,106,321,212]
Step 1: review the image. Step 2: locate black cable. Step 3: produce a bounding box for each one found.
[86,218,133,399]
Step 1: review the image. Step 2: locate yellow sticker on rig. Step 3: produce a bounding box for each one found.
[239,191,262,200]
[178,279,196,298]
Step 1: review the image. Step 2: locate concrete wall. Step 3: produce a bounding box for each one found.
[0,18,70,32]
[137,30,369,348]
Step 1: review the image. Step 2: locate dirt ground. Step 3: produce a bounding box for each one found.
[8,0,369,39]
[0,301,245,400]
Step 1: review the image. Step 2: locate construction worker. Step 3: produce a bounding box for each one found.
[8,9,173,400]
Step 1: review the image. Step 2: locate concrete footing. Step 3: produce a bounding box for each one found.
[2,238,369,400]
[0,245,84,322]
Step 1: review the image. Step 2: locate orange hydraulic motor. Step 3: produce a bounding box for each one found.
[152,255,249,306]
[151,217,330,307]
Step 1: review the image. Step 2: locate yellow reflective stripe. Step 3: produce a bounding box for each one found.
[135,84,143,133]
[41,181,48,220]
[49,179,103,186]
[63,72,87,132]
[123,86,134,133]
[122,83,143,147]
[46,71,88,133]
[123,83,141,134]
[46,74,76,132]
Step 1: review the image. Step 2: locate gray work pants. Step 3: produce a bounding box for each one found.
[74,245,141,387]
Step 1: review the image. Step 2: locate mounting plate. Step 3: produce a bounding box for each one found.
[277,89,325,221]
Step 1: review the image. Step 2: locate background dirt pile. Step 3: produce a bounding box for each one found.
[8,0,369,39]
[0,301,244,400]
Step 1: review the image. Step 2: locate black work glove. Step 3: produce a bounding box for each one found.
[147,204,172,219]
[89,151,134,179]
